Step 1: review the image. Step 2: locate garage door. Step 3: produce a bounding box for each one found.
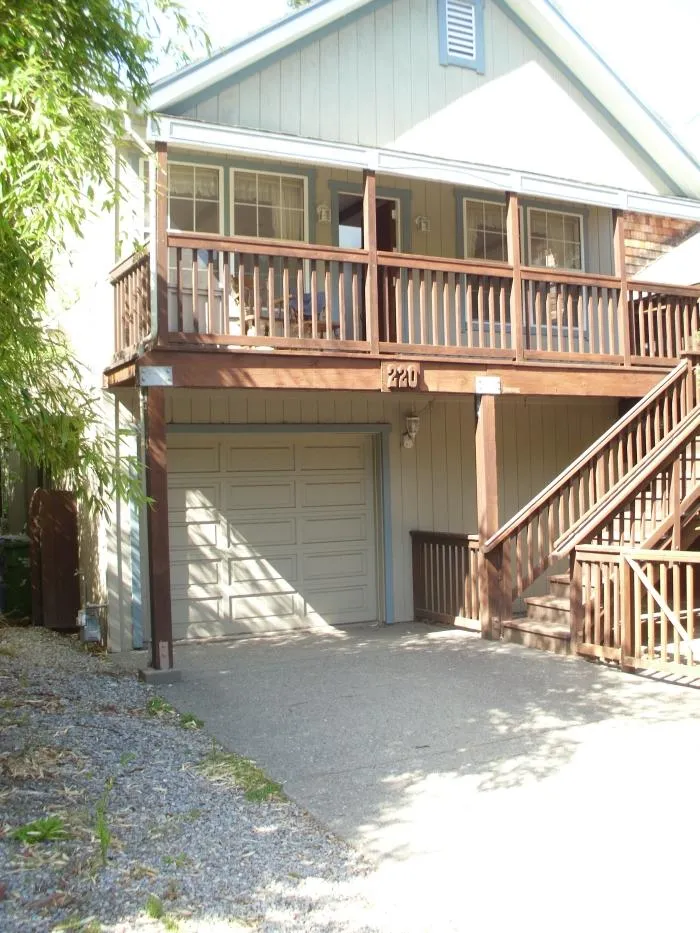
[167,433,379,640]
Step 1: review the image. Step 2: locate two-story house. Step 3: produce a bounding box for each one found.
[103,0,700,675]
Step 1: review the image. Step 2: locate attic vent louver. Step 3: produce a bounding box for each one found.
[447,0,476,60]
[438,0,484,73]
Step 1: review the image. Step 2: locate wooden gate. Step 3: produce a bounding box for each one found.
[28,489,80,631]
[572,546,700,675]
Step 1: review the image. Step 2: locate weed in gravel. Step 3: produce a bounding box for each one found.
[163,879,180,900]
[0,744,83,780]
[183,808,202,822]
[146,893,165,919]
[163,917,180,932]
[55,916,102,932]
[129,863,158,880]
[119,751,137,766]
[163,852,191,868]
[146,695,174,717]
[94,777,114,865]
[197,746,285,802]
[11,814,70,844]
[0,644,17,657]
[179,711,203,729]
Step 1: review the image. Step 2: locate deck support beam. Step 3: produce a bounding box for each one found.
[475,394,504,639]
[613,209,631,366]
[144,386,174,671]
[155,141,169,346]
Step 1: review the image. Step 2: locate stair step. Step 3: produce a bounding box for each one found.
[524,594,571,627]
[548,573,570,599]
[502,617,571,656]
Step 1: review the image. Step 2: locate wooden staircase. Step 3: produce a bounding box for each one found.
[484,351,700,659]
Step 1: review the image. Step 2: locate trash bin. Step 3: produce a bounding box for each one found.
[0,534,32,619]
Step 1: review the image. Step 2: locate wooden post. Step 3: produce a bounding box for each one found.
[363,170,379,354]
[506,192,524,361]
[613,209,631,367]
[144,386,173,670]
[155,141,169,347]
[476,394,502,639]
[411,532,424,621]
[620,553,633,668]
[569,551,582,655]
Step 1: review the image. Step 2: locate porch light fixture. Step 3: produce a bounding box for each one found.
[415,215,431,233]
[402,414,421,449]
[316,203,331,224]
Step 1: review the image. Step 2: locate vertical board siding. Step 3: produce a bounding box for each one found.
[172,0,671,195]
[164,389,619,620]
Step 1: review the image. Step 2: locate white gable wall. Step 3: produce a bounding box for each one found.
[171,0,673,198]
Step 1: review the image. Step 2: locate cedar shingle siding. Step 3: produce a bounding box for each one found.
[623,212,699,277]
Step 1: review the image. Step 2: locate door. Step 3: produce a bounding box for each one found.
[167,433,379,640]
[337,193,400,341]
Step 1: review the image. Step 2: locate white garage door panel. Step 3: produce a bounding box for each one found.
[301,479,366,508]
[301,515,367,545]
[169,445,220,473]
[226,481,294,510]
[229,518,297,547]
[299,443,364,471]
[225,444,295,472]
[303,550,367,580]
[230,555,298,585]
[168,433,378,639]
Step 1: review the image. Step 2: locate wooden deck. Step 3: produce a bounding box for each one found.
[108,231,700,395]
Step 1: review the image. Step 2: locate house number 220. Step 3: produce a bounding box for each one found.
[382,362,421,391]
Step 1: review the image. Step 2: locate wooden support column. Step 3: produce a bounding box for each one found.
[155,141,169,346]
[363,170,380,354]
[144,386,173,670]
[506,192,524,362]
[476,393,503,639]
[569,551,582,656]
[613,209,631,367]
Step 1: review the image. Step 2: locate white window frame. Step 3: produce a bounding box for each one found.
[229,167,309,243]
[526,206,585,272]
[462,197,509,264]
[166,161,225,236]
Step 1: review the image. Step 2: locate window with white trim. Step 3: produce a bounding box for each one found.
[438,0,485,72]
[168,163,221,234]
[463,199,507,262]
[528,208,584,271]
[231,170,306,241]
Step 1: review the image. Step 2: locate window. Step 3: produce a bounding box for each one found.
[438,0,485,72]
[231,170,306,241]
[463,199,507,262]
[168,163,221,234]
[528,208,583,271]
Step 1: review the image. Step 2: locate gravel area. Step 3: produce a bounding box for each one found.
[0,625,381,933]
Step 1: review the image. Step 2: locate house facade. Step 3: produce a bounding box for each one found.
[100,0,700,671]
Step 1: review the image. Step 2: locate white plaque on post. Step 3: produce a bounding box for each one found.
[475,376,502,395]
[139,366,173,387]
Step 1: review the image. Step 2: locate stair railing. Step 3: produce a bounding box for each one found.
[482,354,699,619]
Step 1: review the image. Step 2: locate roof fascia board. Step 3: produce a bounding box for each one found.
[503,0,700,197]
[148,116,700,223]
[149,0,375,111]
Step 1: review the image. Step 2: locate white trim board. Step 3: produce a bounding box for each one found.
[148,116,700,224]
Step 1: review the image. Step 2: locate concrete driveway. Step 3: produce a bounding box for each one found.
[162,623,700,932]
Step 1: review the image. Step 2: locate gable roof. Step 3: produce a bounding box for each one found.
[149,0,700,199]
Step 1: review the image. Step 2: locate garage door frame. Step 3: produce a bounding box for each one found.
[166,422,395,625]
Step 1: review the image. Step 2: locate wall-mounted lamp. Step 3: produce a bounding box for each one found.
[316,204,332,224]
[415,215,431,233]
[402,414,421,449]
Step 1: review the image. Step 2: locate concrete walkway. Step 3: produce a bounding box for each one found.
[161,623,700,932]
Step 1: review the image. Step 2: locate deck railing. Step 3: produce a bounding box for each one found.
[482,356,699,612]
[110,233,700,368]
[411,531,481,625]
[110,249,150,355]
[572,545,700,675]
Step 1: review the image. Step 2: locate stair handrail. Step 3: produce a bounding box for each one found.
[552,406,700,558]
[483,357,695,557]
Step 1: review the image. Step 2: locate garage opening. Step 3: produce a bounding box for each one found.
[167,432,380,640]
